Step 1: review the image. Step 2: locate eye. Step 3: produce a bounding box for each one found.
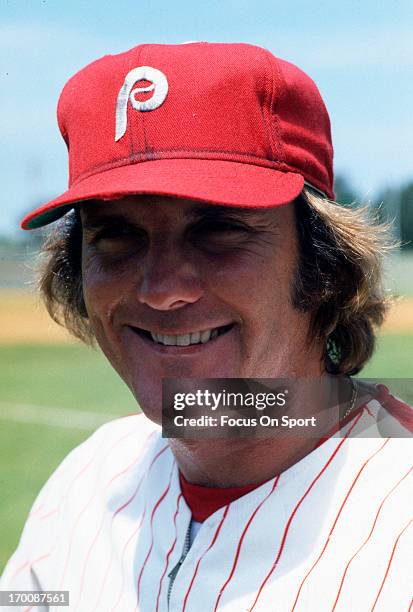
[187,218,256,255]
[88,226,147,256]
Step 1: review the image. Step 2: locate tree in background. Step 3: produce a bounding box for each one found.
[334,174,358,207]
[376,182,413,249]
[334,173,413,250]
[374,186,400,236]
[399,183,413,249]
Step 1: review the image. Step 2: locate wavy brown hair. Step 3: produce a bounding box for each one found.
[38,187,396,375]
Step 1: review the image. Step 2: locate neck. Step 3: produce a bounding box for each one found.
[168,375,354,487]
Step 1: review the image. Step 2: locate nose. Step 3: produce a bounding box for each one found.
[137,241,203,311]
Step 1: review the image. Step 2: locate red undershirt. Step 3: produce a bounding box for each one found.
[178,385,411,523]
[179,472,266,522]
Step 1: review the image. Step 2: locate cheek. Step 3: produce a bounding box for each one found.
[208,248,294,324]
[83,275,136,390]
[205,247,267,292]
[81,256,132,357]
[208,247,311,369]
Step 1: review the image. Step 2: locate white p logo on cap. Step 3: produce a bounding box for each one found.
[115,66,169,141]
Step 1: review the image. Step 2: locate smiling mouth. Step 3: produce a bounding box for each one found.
[130,324,234,347]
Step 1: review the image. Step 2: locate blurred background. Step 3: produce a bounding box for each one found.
[1,0,412,572]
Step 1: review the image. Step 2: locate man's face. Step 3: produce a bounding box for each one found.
[80,196,323,423]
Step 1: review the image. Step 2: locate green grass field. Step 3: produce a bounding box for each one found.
[1,336,412,572]
[0,344,138,572]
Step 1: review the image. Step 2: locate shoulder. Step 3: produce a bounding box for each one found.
[32,412,163,511]
[0,413,164,588]
[335,384,413,516]
[355,383,413,438]
[32,412,162,499]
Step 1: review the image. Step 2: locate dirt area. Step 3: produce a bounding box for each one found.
[381,298,413,333]
[0,290,412,344]
[0,291,75,344]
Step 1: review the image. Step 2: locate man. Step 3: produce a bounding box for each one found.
[1,42,412,611]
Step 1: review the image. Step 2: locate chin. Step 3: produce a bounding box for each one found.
[125,382,160,424]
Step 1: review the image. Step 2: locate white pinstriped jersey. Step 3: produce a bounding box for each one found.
[1,395,412,612]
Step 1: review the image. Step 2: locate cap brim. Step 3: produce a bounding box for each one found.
[21,159,304,229]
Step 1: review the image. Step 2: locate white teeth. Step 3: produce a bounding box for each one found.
[190,331,201,343]
[147,327,224,346]
[177,334,191,346]
[200,330,212,343]
[163,334,175,345]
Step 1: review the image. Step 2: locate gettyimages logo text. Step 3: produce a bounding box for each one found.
[172,387,288,411]
[162,378,413,440]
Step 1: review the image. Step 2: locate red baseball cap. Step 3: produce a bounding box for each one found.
[21,42,334,230]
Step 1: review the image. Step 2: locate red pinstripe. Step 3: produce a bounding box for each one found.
[408,597,413,611]
[58,424,148,589]
[27,461,72,521]
[38,426,135,523]
[74,432,160,608]
[9,560,30,583]
[93,434,168,610]
[291,438,389,611]
[39,507,60,520]
[33,454,94,528]
[156,493,184,612]
[182,505,230,612]
[365,405,374,418]
[249,410,363,611]
[213,476,280,611]
[27,503,45,519]
[38,434,144,524]
[91,441,168,612]
[35,426,135,583]
[20,552,52,612]
[136,460,176,608]
[9,548,55,583]
[371,518,413,611]
[332,465,413,610]
[110,507,147,612]
[376,385,413,433]
[315,401,369,448]
[11,422,150,603]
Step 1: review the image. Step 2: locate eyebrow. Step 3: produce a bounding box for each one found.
[187,204,269,221]
[81,203,270,230]
[81,214,135,230]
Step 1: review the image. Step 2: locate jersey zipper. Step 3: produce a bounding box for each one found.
[167,521,192,607]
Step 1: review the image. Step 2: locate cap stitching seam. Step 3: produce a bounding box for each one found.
[127,48,141,157]
[70,152,297,186]
[138,45,148,156]
[258,48,278,162]
[263,51,286,164]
